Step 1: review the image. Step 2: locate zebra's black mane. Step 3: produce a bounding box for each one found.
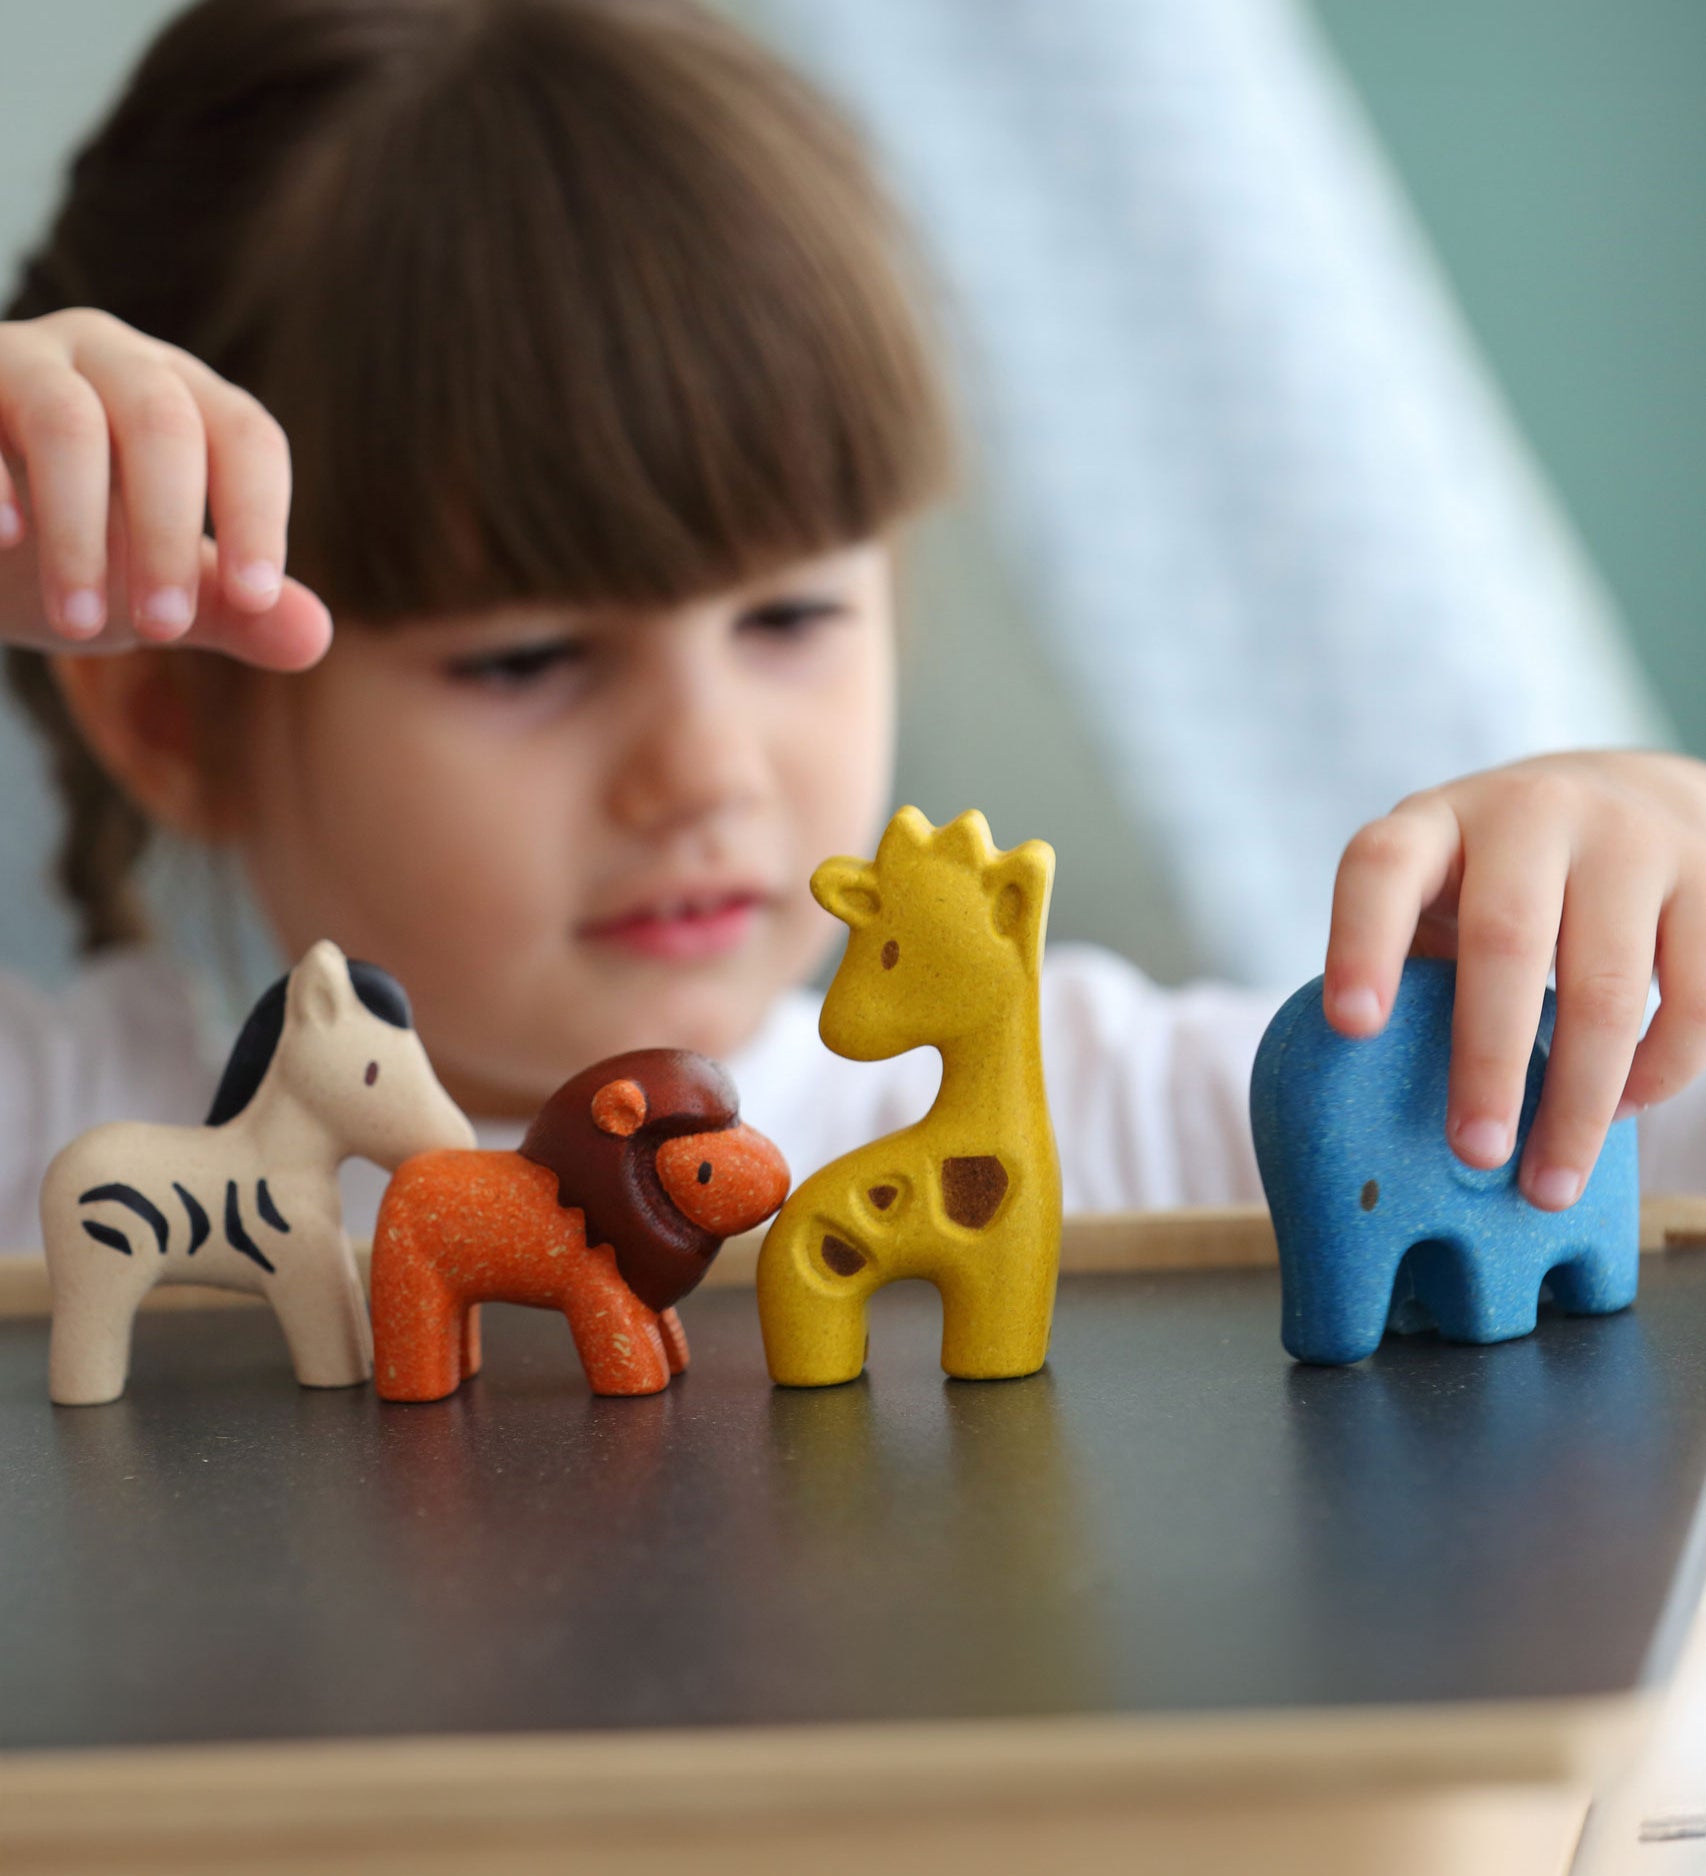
[205,959,412,1126]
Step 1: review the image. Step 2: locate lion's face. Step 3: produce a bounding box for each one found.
[518,1048,789,1310]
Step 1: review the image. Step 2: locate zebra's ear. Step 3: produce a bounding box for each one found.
[291,940,351,1030]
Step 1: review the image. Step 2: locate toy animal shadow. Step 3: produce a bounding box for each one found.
[42,941,474,1405]
[1250,958,1639,1366]
[370,1050,790,1402]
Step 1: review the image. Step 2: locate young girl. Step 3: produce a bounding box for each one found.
[0,0,1702,1251]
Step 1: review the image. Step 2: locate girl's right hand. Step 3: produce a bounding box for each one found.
[0,308,331,669]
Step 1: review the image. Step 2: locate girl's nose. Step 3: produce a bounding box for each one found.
[608,667,768,834]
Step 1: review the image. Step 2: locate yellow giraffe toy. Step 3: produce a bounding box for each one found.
[758,807,1061,1385]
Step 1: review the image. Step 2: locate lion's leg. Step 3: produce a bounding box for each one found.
[370,1223,464,1403]
[459,1304,482,1380]
[562,1248,672,1396]
[658,1307,689,1375]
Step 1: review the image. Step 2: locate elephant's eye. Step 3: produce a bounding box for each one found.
[697,1161,712,1184]
[1360,1179,1379,1211]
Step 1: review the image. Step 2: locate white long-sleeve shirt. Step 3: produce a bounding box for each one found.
[0,942,1700,1253]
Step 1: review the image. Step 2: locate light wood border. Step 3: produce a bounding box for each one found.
[4,1193,1704,1319]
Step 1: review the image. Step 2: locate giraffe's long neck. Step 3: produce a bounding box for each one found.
[930,984,1050,1152]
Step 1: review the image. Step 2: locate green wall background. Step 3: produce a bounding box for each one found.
[1311,0,1706,753]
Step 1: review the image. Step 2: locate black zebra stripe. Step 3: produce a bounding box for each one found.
[224,1181,276,1275]
[78,1183,169,1256]
[255,1179,291,1234]
[80,1219,132,1256]
[174,1182,210,1255]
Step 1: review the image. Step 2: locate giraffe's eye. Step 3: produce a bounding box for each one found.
[881,939,900,970]
[365,1061,380,1087]
[697,1161,713,1184]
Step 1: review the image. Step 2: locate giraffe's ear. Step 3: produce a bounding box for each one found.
[987,841,1056,943]
[811,857,882,928]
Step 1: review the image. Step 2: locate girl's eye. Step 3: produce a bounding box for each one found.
[445,638,590,689]
[739,597,847,638]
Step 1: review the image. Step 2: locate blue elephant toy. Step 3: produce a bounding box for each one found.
[1250,958,1639,1365]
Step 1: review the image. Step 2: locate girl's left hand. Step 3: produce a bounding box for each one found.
[1323,750,1706,1209]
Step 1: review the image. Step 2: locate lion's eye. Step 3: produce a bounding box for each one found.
[365,1061,379,1087]
[697,1161,712,1184]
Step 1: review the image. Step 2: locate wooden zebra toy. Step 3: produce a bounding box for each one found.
[42,940,474,1405]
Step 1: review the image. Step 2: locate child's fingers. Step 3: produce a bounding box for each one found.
[71,339,208,643]
[1518,852,1662,1208]
[0,324,111,638]
[1621,882,1706,1115]
[162,348,292,615]
[1445,812,1571,1169]
[1323,796,1458,1034]
[186,546,332,671]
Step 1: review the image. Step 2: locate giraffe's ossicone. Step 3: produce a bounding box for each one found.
[756,807,1062,1385]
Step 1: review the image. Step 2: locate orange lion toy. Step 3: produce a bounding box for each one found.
[370,1050,789,1401]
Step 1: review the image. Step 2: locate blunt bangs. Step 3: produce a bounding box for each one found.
[222,0,954,621]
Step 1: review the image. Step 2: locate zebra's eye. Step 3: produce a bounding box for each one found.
[697,1161,712,1184]
[365,1061,380,1087]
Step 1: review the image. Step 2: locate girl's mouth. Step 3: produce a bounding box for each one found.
[578,890,766,962]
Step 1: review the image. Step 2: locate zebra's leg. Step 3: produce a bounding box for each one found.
[46,1260,153,1405]
[658,1306,689,1375]
[270,1247,372,1389]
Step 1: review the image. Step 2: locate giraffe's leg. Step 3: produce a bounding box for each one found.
[460,1304,483,1379]
[272,1253,374,1389]
[756,1213,873,1388]
[937,1255,1058,1381]
[658,1306,689,1375]
[562,1251,673,1396]
[46,1262,154,1406]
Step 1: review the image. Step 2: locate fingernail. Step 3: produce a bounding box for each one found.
[61,588,104,634]
[1331,985,1382,1029]
[1613,1098,1644,1124]
[1528,1166,1582,1210]
[139,586,194,632]
[0,502,21,547]
[234,560,281,602]
[1453,1115,1511,1165]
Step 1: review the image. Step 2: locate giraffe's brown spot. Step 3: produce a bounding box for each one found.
[941,1156,1009,1229]
[868,1184,898,1210]
[821,1234,867,1277]
[1360,1179,1380,1212]
[881,939,900,970]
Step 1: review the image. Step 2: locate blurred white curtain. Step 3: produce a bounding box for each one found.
[754,0,1667,987]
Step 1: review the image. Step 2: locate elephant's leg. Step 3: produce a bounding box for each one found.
[658,1307,689,1375]
[1279,1239,1402,1365]
[1407,1237,1536,1345]
[937,1258,1056,1381]
[272,1255,375,1389]
[756,1212,874,1388]
[1544,1239,1639,1316]
[47,1264,153,1406]
[370,1256,464,1402]
[460,1304,483,1379]
[562,1250,672,1396]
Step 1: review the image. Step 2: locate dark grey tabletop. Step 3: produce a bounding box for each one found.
[4,1259,1706,1754]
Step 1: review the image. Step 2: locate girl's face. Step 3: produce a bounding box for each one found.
[228,542,897,1117]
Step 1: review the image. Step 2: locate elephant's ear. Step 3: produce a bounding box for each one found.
[811,858,881,928]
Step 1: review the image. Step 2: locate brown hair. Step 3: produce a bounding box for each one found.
[5,0,953,953]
